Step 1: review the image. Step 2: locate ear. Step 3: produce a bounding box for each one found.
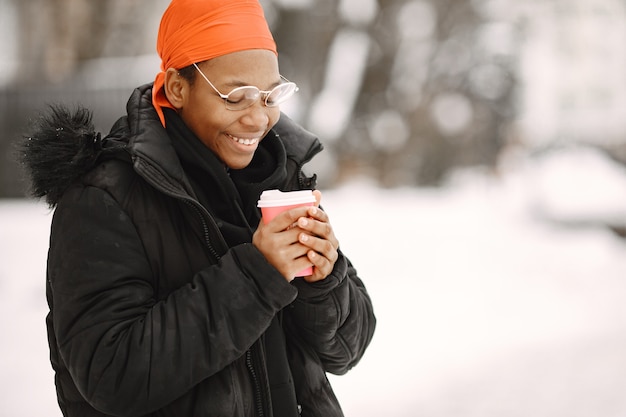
[163,68,186,109]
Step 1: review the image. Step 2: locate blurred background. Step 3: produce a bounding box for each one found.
[1,0,625,194]
[2,0,626,416]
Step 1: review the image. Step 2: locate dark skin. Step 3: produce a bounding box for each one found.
[253,190,340,283]
[163,50,339,283]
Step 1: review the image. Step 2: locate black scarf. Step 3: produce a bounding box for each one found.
[164,109,299,416]
[164,108,287,246]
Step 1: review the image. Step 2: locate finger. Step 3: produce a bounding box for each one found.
[304,206,329,223]
[312,189,322,207]
[253,229,314,281]
[265,206,311,232]
[255,218,303,244]
[298,233,339,263]
[302,250,333,282]
[254,220,311,261]
[297,216,339,249]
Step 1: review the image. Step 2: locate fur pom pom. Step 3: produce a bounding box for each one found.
[19,104,102,207]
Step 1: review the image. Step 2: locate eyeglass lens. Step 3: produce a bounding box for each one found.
[224,83,297,110]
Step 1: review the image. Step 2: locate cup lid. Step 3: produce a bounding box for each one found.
[257,189,316,207]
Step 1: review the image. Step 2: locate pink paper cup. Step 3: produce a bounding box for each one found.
[258,190,316,277]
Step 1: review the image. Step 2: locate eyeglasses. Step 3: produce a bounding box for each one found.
[192,63,299,111]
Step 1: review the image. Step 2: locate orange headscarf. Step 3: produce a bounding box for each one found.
[152,0,277,126]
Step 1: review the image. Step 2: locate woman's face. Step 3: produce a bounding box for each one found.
[176,49,282,170]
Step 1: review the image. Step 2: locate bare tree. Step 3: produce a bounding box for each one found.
[2,0,518,197]
[13,0,162,86]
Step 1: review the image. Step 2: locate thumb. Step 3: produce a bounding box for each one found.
[312,189,322,207]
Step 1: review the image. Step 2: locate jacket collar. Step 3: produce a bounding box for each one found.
[123,84,192,197]
[271,112,324,167]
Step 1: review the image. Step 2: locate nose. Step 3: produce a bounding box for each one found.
[240,99,273,128]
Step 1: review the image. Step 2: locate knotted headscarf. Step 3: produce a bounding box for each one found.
[152,0,277,126]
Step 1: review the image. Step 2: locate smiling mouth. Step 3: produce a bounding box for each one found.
[227,133,259,146]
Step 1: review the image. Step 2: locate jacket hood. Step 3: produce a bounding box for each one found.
[273,111,323,167]
[18,83,183,208]
[19,104,104,208]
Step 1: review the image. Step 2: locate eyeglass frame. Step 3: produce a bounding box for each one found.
[192,63,298,111]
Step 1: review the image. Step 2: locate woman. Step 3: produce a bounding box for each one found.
[20,0,375,416]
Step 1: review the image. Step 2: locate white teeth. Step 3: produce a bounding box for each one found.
[228,134,258,146]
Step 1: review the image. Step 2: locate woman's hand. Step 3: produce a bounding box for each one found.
[252,190,339,283]
[296,192,340,282]
[253,205,315,282]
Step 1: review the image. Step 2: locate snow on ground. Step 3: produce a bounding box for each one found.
[1,147,626,417]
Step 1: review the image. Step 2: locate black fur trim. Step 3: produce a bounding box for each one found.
[18,104,102,207]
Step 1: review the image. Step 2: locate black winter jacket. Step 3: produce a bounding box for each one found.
[21,84,375,417]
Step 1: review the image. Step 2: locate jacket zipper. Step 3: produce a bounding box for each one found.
[182,200,222,261]
[151,185,270,416]
[246,348,266,417]
[144,177,266,417]
[134,156,289,416]
[133,156,227,261]
[146,177,269,416]
[296,164,316,190]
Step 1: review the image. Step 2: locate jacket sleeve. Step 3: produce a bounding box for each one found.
[286,251,376,375]
[47,184,297,416]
